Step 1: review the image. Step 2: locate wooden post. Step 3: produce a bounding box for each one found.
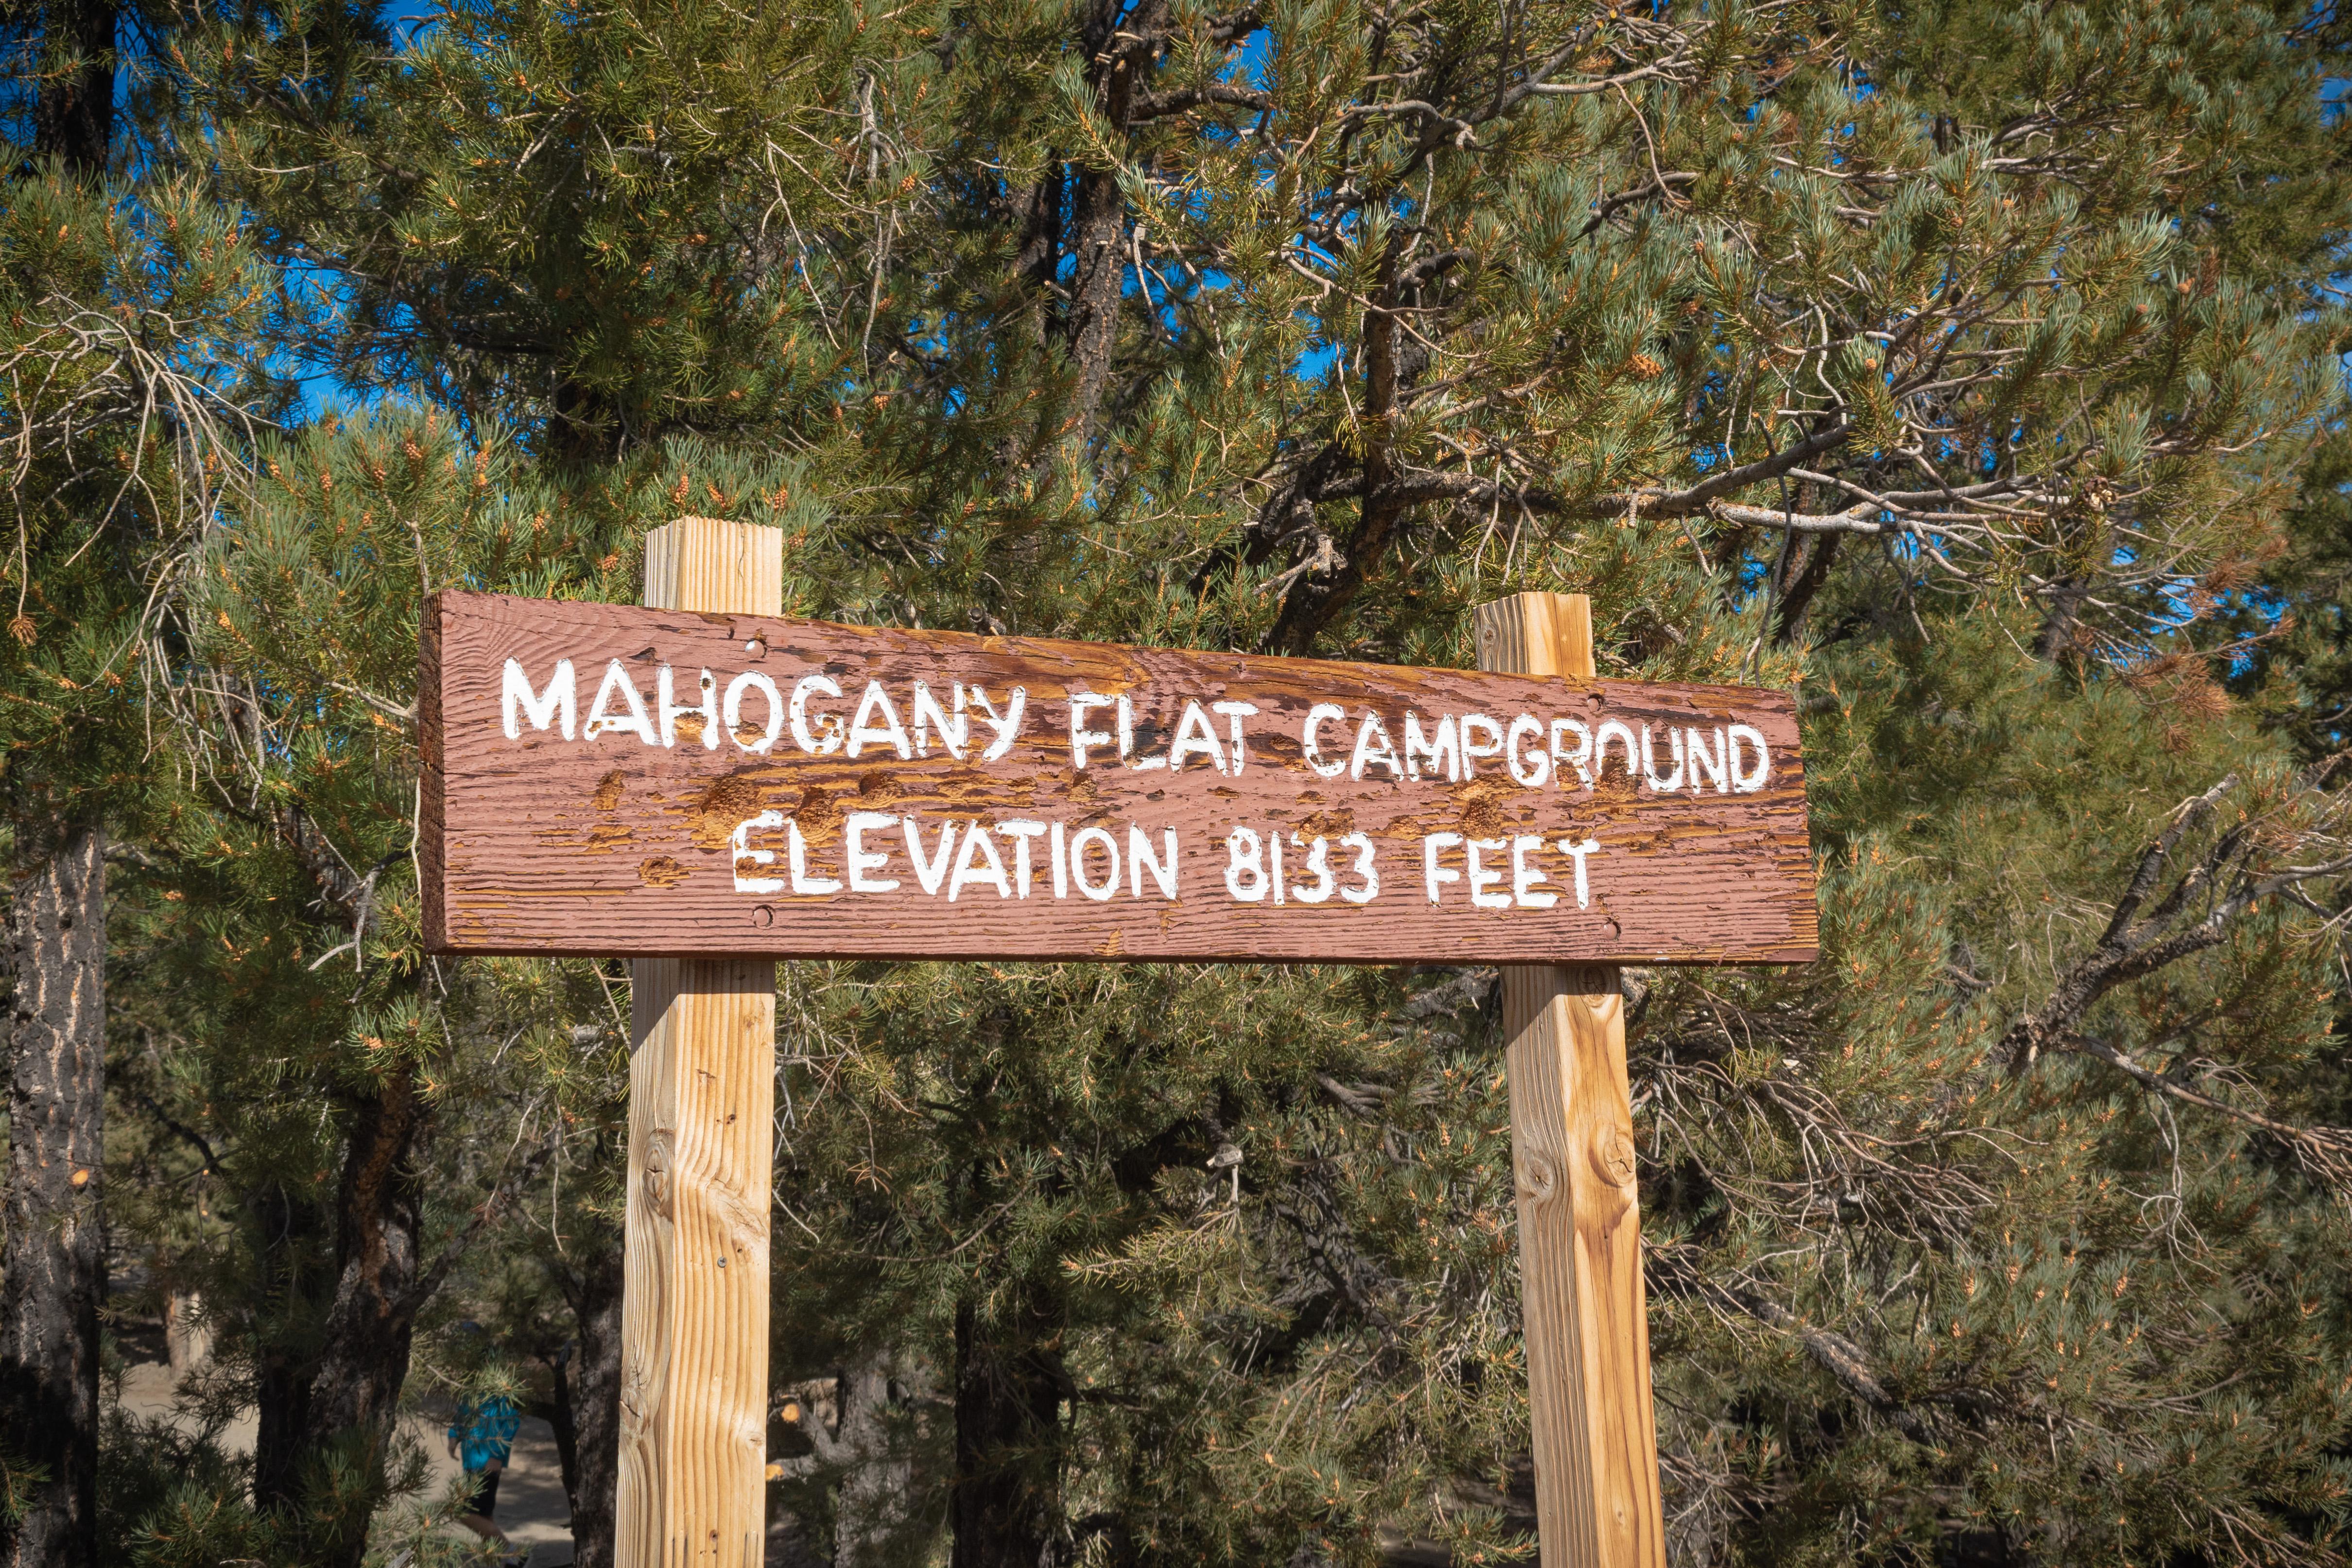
[1474,592,1666,1568]
[617,518,782,1568]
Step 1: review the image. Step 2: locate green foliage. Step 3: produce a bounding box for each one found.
[770,958,1532,1560]
[1637,613,2352,1560]
[0,170,282,828]
[60,0,2352,1566]
[88,407,642,1564]
[103,1409,280,1568]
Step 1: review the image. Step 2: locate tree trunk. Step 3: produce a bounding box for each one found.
[31,0,115,178]
[0,822,105,1568]
[250,1181,329,1511]
[1057,0,1162,446]
[544,1341,581,1520]
[832,1353,929,1568]
[950,1292,1064,1568]
[548,379,623,466]
[252,1341,315,1511]
[1771,529,1842,648]
[292,1066,430,1568]
[2033,577,2090,661]
[164,1291,211,1374]
[562,1234,626,1568]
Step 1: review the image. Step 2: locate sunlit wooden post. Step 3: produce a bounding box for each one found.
[1475,592,1666,1568]
[617,518,781,1568]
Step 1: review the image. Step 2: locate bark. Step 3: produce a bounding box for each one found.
[561,1234,626,1568]
[164,1291,211,1374]
[832,1357,921,1568]
[770,1351,933,1568]
[543,1341,580,1522]
[0,821,105,1568]
[30,0,114,178]
[1264,240,1420,654]
[1011,172,1062,344]
[291,1066,431,1568]
[1770,529,1842,648]
[1056,1,1163,445]
[548,378,623,466]
[2031,577,2090,661]
[951,1291,1065,1568]
[1059,157,1128,441]
[249,1182,328,1510]
[242,805,449,1558]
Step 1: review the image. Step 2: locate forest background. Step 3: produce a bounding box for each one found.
[8,0,2352,1566]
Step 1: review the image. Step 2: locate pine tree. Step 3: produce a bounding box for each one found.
[114,0,2352,1565]
[0,54,285,1566]
[116,409,640,1568]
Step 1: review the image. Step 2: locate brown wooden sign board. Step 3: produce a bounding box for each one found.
[419,588,1816,965]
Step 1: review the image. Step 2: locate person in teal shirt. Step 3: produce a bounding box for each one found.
[447,1393,522,1545]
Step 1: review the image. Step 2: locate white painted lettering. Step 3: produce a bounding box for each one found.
[1728,724,1770,792]
[1687,726,1728,793]
[1168,701,1227,774]
[584,659,657,744]
[912,681,968,758]
[658,666,720,751]
[1422,832,1464,902]
[1129,826,1178,899]
[970,685,1026,762]
[788,818,842,895]
[1349,711,1402,780]
[1224,827,1269,902]
[725,672,785,755]
[1511,835,1557,909]
[1069,693,1117,769]
[1117,696,1141,767]
[1466,838,1510,909]
[1594,720,1639,781]
[844,811,899,892]
[1550,718,1593,787]
[1126,699,1168,772]
[949,823,1012,900]
[1212,701,1259,773]
[730,809,787,894]
[1505,715,1549,788]
[998,820,1047,897]
[1458,715,1504,778]
[1302,705,1348,779]
[788,674,843,755]
[1049,822,1069,898]
[1268,827,1284,905]
[1405,713,1459,782]
[1290,834,1334,903]
[1070,826,1120,902]
[902,817,958,895]
[846,681,912,759]
[1338,832,1378,904]
[502,657,575,740]
[1642,723,1685,792]
[1556,837,1599,907]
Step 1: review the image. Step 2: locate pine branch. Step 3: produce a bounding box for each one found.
[2056,1031,2352,1188]
[2000,772,2352,1185]
[394,1136,557,1320]
[1649,1247,1930,1441]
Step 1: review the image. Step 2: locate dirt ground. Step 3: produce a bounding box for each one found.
[115,1358,578,1566]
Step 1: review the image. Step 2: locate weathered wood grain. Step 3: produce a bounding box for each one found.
[419,588,1815,964]
[1480,593,1666,1568]
[615,518,778,1568]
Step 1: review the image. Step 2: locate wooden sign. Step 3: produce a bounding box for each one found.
[419,589,1815,964]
